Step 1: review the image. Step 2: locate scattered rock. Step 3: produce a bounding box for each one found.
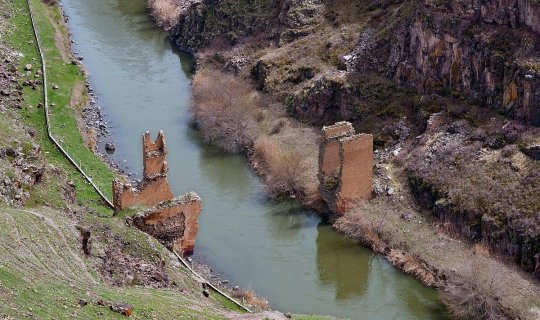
[401,212,413,222]
[105,142,115,153]
[110,303,133,317]
[24,64,32,71]
[521,144,540,160]
[52,84,59,90]
[97,299,133,317]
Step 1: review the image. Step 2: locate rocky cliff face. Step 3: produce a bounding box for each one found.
[170,0,283,52]
[279,0,540,126]
[379,0,540,125]
[169,0,540,279]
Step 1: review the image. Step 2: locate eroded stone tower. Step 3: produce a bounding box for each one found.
[112,131,173,210]
[112,131,202,256]
[318,122,373,214]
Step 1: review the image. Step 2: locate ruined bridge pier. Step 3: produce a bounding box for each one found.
[113,130,201,256]
[318,121,373,214]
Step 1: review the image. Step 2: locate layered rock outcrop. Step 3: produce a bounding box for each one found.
[381,0,540,125]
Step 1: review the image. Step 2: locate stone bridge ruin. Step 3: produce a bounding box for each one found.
[113,131,201,256]
[318,122,373,214]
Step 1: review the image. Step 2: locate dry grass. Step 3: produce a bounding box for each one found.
[232,289,269,310]
[387,249,436,286]
[441,265,511,320]
[252,136,310,198]
[191,68,258,153]
[147,0,182,30]
[333,209,389,253]
[472,242,491,257]
[335,208,438,286]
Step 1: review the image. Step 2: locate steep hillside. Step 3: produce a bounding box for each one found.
[0,0,320,318]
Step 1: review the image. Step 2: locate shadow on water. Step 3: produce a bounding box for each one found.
[316,222,370,301]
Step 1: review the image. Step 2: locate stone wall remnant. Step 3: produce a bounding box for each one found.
[112,130,203,256]
[112,131,174,211]
[318,121,373,214]
[128,193,202,256]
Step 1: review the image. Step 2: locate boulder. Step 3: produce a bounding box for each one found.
[522,144,540,160]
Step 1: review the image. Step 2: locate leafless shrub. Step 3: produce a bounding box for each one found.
[255,110,265,122]
[472,242,491,256]
[147,0,181,30]
[269,119,287,135]
[334,211,388,253]
[191,68,258,153]
[232,289,269,310]
[253,137,310,198]
[387,250,436,286]
[500,144,517,158]
[441,266,509,320]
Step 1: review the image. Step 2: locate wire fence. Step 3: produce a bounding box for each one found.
[25,1,256,313]
[26,0,114,209]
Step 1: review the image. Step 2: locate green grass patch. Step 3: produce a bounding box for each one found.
[6,0,116,215]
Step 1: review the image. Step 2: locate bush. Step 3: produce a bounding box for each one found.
[440,266,510,320]
[191,69,258,153]
[269,119,287,135]
[232,289,269,310]
[333,210,388,253]
[147,0,182,30]
[252,137,309,198]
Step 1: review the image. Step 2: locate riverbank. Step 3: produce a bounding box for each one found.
[0,0,308,318]
[151,0,540,318]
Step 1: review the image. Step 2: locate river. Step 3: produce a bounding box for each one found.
[60,0,448,318]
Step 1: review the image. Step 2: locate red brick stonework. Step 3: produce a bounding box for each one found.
[319,122,373,214]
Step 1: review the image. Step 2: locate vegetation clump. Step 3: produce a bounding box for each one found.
[252,137,310,198]
[147,0,182,30]
[191,68,257,153]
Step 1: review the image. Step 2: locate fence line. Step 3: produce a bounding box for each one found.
[173,251,253,313]
[26,0,114,209]
[25,2,254,313]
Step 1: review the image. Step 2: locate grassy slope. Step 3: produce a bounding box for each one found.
[8,0,115,215]
[1,1,335,319]
[0,206,233,319]
[0,0,240,318]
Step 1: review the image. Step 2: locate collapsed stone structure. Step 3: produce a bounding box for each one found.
[113,131,174,210]
[318,122,373,214]
[113,131,201,256]
[128,193,202,255]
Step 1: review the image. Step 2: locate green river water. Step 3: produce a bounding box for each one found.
[60,0,448,318]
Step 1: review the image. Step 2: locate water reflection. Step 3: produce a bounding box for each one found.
[316,223,370,301]
[265,200,321,240]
